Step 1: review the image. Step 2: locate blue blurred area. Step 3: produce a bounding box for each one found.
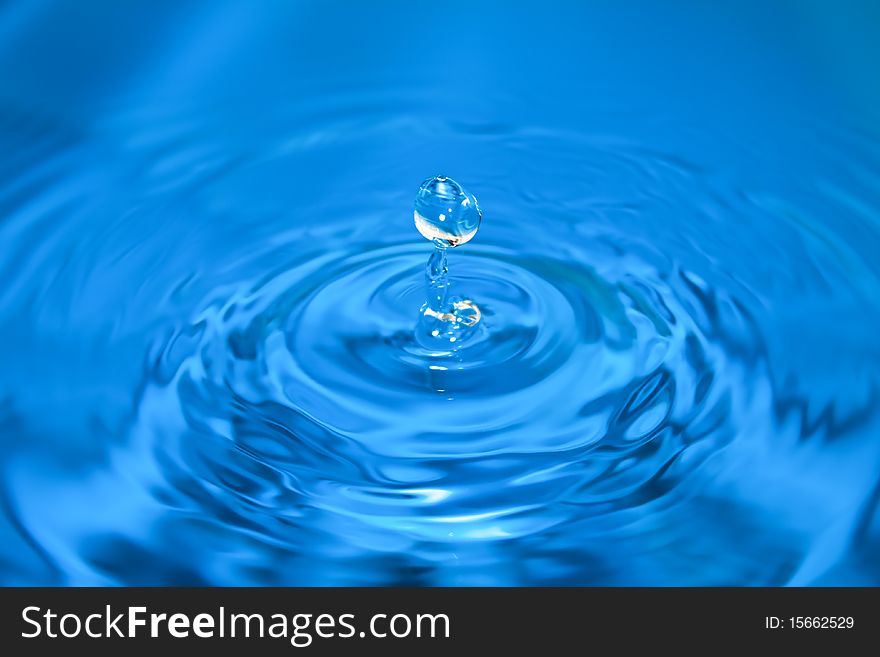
[0,1,875,125]
[0,1,879,585]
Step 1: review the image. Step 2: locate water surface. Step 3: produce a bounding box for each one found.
[1,1,880,585]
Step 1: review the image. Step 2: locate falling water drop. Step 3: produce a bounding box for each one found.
[414,175,483,347]
[414,175,482,246]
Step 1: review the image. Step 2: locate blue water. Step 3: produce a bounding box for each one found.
[1,1,880,585]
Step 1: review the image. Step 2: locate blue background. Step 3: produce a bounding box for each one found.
[1,1,879,585]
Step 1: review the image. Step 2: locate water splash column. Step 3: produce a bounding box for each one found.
[425,242,451,317]
[414,176,482,345]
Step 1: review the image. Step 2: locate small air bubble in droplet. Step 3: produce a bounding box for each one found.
[414,175,482,247]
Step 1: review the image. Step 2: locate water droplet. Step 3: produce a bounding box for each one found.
[414,175,482,247]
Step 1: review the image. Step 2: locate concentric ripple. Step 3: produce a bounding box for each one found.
[145,234,755,538]
[2,87,880,584]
